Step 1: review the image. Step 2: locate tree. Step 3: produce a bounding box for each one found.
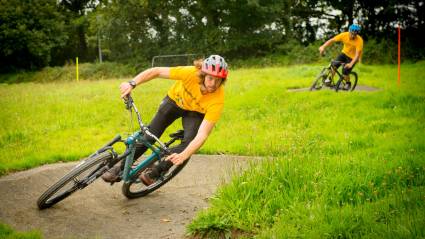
[0,0,67,71]
[57,0,100,62]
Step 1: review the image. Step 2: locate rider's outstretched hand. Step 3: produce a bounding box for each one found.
[319,46,325,56]
[120,82,133,98]
[166,153,187,165]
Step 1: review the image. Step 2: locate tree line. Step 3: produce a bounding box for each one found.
[1,0,423,72]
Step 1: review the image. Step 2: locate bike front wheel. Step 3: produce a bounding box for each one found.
[310,68,329,91]
[37,152,113,209]
[122,159,189,199]
[335,72,358,92]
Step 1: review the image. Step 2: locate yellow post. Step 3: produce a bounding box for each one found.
[76,57,79,82]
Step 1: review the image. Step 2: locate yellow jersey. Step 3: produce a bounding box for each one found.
[333,32,363,59]
[168,66,224,123]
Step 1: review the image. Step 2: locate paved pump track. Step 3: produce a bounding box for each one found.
[0,155,253,239]
[287,85,381,92]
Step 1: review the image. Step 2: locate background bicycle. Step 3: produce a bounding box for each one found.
[37,96,187,209]
[310,60,358,92]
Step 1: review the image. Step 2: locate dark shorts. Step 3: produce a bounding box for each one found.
[332,53,355,75]
[135,95,205,159]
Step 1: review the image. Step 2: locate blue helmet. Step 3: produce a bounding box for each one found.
[349,24,361,33]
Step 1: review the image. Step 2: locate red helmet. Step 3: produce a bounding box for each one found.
[201,55,228,79]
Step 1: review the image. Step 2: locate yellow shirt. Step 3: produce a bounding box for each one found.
[168,66,224,123]
[333,32,363,59]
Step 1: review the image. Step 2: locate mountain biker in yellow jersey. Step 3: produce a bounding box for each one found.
[101,55,228,185]
[319,24,363,90]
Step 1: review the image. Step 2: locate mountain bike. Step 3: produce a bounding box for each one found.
[310,60,358,92]
[37,95,187,209]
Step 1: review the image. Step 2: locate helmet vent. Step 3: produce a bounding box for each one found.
[201,55,228,78]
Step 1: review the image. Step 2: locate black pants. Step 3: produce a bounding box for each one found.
[332,53,355,75]
[134,95,204,178]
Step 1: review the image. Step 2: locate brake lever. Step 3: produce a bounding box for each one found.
[123,95,133,110]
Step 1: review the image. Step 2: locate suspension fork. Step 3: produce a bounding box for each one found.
[330,65,337,80]
[121,131,162,182]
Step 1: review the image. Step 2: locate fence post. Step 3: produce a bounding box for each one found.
[76,57,79,82]
[397,26,401,87]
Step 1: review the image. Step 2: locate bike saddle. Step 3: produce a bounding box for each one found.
[169,130,184,139]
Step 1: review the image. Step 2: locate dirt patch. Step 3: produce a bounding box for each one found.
[0,155,255,239]
[287,85,381,92]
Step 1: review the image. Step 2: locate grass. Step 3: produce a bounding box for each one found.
[0,223,42,239]
[0,62,136,84]
[187,62,425,238]
[0,78,181,175]
[0,62,424,237]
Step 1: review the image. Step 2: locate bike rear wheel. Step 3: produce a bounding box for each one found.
[310,68,330,91]
[335,72,358,92]
[37,152,113,209]
[122,159,189,199]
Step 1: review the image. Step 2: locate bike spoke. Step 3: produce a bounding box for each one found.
[37,152,113,209]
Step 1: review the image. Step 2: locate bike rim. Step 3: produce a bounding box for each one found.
[44,159,106,204]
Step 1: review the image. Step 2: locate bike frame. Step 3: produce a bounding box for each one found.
[121,131,159,182]
[92,95,172,184]
[327,61,345,85]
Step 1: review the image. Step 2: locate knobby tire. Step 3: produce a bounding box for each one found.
[122,159,189,199]
[335,72,358,92]
[310,68,329,91]
[37,152,113,209]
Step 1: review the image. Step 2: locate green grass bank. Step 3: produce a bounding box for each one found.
[188,63,425,238]
[0,62,424,237]
[0,223,42,239]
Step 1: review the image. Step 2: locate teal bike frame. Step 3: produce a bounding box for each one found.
[100,95,179,184]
